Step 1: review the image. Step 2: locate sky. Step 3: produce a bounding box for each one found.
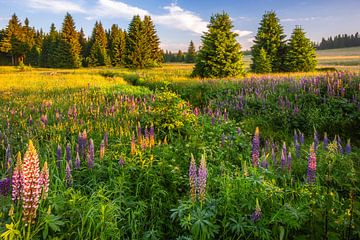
[0,0,359,51]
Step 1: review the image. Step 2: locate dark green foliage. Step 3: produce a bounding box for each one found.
[252,48,271,73]
[142,16,162,67]
[284,26,317,72]
[251,11,286,73]
[185,40,196,63]
[192,12,245,78]
[108,24,126,67]
[317,32,360,49]
[41,23,61,68]
[58,13,82,68]
[88,21,110,67]
[78,28,88,67]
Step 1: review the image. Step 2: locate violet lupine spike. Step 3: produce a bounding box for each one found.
[307,143,317,184]
[323,132,329,151]
[294,130,298,147]
[295,140,300,158]
[88,139,94,169]
[0,177,11,197]
[189,154,197,202]
[313,130,319,150]
[100,140,105,160]
[337,136,344,154]
[75,151,81,170]
[251,199,262,222]
[300,132,305,145]
[260,151,268,169]
[65,161,73,186]
[287,152,292,172]
[145,128,149,148]
[131,134,136,155]
[150,125,155,147]
[12,152,23,201]
[272,147,277,168]
[345,139,351,154]
[118,156,125,167]
[66,143,71,163]
[237,127,241,136]
[56,145,62,168]
[281,142,287,170]
[29,115,33,125]
[223,109,228,121]
[251,127,260,168]
[198,154,207,203]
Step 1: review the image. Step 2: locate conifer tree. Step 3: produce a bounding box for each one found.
[251,11,286,73]
[58,13,81,68]
[192,12,244,77]
[88,21,110,67]
[253,48,271,73]
[284,26,317,72]
[125,15,146,68]
[78,28,88,67]
[142,16,162,67]
[41,23,60,67]
[185,40,196,63]
[108,24,126,66]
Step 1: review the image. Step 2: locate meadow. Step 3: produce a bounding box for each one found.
[0,63,359,239]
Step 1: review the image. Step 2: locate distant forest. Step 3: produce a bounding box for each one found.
[316,32,360,50]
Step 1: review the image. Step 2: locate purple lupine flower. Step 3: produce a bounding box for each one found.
[345,139,351,154]
[75,151,81,170]
[12,153,23,201]
[104,132,108,146]
[223,109,228,121]
[323,132,328,151]
[0,177,11,196]
[307,143,317,184]
[118,156,125,167]
[294,130,298,147]
[287,152,292,172]
[251,199,262,222]
[65,161,73,186]
[237,127,241,136]
[66,143,71,163]
[260,150,268,169]
[281,142,287,170]
[337,136,344,154]
[251,127,260,168]
[198,154,207,203]
[300,132,305,145]
[29,115,33,125]
[100,140,105,160]
[88,139,94,169]
[265,140,269,153]
[5,144,11,171]
[189,154,197,202]
[314,130,319,150]
[295,140,300,158]
[272,147,277,168]
[150,125,155,147]
[56,145,62,168]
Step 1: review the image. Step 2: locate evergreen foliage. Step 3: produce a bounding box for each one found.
[317,32,360,49]
[78,28,88,67]
[125,15,146,68]
[251,11,286,73]
[253,48,272,73]
[192,12,245,78]
[284,26,317,72]
[185,40,196,63]
[108,24,126,67]
[41,23,60,68]
[88,21,110,67]
[143,16,163,67]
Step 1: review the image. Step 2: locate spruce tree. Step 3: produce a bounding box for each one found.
[41,23,61,68]
[142,16,162,67]
[88,21,110,67]
[58,13,81,68]
[125,15,146,68]
[251,11,286,73]
[185,40,196,63]
[108,24,126,66]
[284,26,317,72]
[253,48,271,73]
[192,12,244,78]
[78,28,88,67]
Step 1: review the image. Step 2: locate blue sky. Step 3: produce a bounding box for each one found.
[0,0,359,51]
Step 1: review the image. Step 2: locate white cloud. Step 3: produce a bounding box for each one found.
[234,30,252,37]
[281,17,319,22]
[247,37,255,43]
[153,3,208,35]
[27,0,86,13]
[87,0,149,20]
[160,42,189,52]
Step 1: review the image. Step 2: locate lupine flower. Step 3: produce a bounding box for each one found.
[22,140,41,224]
[307,143,317,184]
[260,150,268,169]
[75,151,81,169]
[100,140,105,160]
[313,130,318,150]
[39,162,49,200]
[145,128,150,148]
[88,139,94,169]
[189,154,197,202]
[131,134,136,155]
[337,136,344,154]
[251,127,260,168]
[251,198,262,222]
[29,115,33,125]
[287,152,292,172]
[5,144,12,172]
[323,132,328,151]
[198,154,207,203]
[12,152,23,201]
[281,142,287,170]
[137,122,142,145]
[295,140,300,158]
[237,127,241,136]
[150,124,155,147]
[223,108,228,121]
[272,147,277,168]
[300,132,305,145]
[65,161,73,186]
[0,177,11,197]
[118,156,125,167]
[345,139,351,154]
[56,145,62,168]
[66,143,71,163]
[294,130,298,146]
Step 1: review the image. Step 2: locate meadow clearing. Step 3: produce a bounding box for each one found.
[0,49,360,239]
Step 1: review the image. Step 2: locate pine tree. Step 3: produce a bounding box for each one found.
[58,13,81,68]
[41,23,61,67]
[78,28,88,67]
[185,40,196,63]
[251,11,286,73]
[284,26,317,72]
[252,48,271,73]
[192,12,244,78]
[125,15,146,68]
[108,24,126,66]
[142,16,162,67]
[88,21,110,67]
[176,50,184,62]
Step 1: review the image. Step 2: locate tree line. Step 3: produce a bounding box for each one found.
[0,13,163,68]
[316,33,360,50]
[163,41,197,63]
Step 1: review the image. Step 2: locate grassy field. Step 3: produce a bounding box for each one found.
[316,46,360,68]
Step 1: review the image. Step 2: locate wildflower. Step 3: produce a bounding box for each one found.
[118,156,125,167]
[251,127,260,168]
[12,152,22,201]
[295,140,300,158]
[5,144,12,172]
[75,151,81,169]
[150,124,155,147]
[314,130,318,150]
[281,142,287,170]
[56,144,62,168]
[198,154,207,203]
[100,140,105,160]
[288,152,292,172]
[299,132,305,145]
[345,139,351,154]
[237,127,241,136]
[22,140,41,224]
[29,115,33,125]
[137,122,142,145]
[88,139,94,169]
[294,130,298,146]
[223,108,228,121]
[65,143,71,163]
[337,135,344,154]
[145,127,150,148]
[39,162,49,200]
[131,134,136,155]
[251,199,262,222]
[0,177,11,197]
[323,132,328,151]
[260,150,268,169]
[65,161,73,186]
[307,143,317,184]
[189,154,197,202]
[272,147,277,168]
